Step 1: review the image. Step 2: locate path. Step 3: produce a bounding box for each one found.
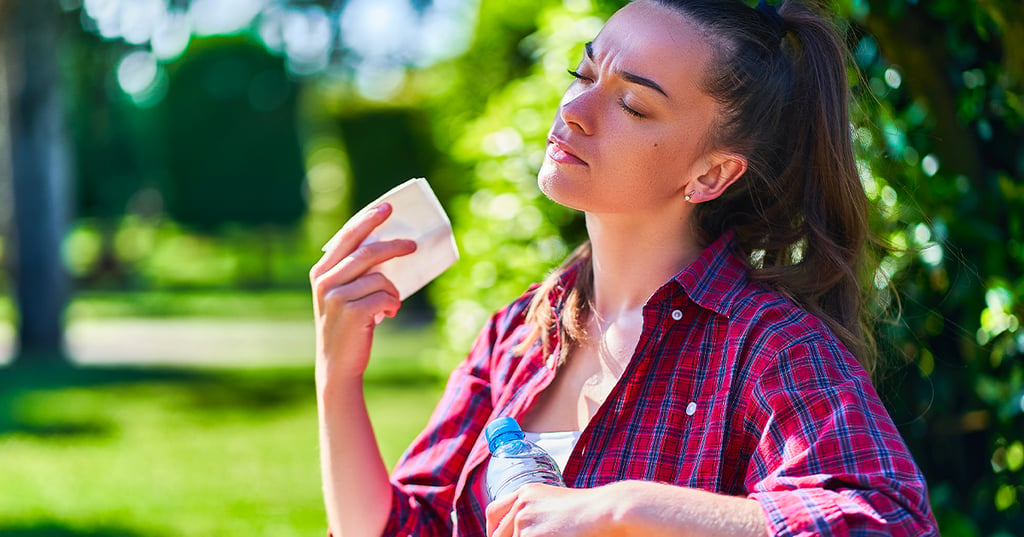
[0,318,315,367]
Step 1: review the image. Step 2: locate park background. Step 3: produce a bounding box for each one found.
[0,0,1021,535]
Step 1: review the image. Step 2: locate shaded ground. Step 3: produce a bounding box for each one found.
[0,523,157,537]
[0,315,432,367]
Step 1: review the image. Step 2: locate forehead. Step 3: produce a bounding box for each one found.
[592,1,711,97]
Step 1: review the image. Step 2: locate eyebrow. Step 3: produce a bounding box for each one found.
[585,41,669,99]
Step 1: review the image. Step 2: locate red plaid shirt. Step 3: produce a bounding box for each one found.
[375,232,937,536]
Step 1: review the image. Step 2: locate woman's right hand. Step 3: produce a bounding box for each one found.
[310,202,417,383]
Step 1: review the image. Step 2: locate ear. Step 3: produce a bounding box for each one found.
[688,152,747,203]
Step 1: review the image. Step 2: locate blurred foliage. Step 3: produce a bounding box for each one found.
[59,9,312,288]
[841,0,1024,533]
[337,108,438,212]
[162,37,305,232]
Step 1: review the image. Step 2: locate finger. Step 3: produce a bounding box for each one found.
[489,501,522,537]
[312,202,394,277]
[317,238,416,291]
[319,272,401,318]
[325,287,402,328]
[486,493,518,537]
[321,202,392,254]
[312,241,410,319]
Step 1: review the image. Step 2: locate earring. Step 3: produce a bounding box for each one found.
[684,191,696,202]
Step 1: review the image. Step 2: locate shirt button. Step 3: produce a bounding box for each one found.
[546,355,557,370]
[671,309,683,321]
[685,401,697,416]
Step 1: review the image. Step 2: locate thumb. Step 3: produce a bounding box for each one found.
[485,492,518,537]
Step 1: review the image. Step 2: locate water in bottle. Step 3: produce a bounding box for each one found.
[484,416,566,501]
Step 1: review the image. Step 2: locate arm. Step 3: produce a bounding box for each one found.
[319,325,500,537]
[486,481,767,537]
[318,377,392,537]
[317,217,522,536]
[311,202,415,537]
[607,482,766,537]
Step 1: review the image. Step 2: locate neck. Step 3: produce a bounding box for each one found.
[585,210,703,320]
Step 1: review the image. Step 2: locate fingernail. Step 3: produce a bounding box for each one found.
[374,312,386,325]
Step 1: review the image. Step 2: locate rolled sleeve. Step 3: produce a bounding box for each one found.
[745,340,938,536]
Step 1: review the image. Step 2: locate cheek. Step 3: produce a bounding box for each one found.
[633,139,697,193]
[652,133,701,174]
[617,137,670,176]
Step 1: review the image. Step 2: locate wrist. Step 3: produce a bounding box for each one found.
[315,349,369,385]
[316,370,365,404]
[603,481,647,536]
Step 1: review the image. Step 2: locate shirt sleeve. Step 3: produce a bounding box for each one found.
[744,339,939,536]
[374,308,505,537]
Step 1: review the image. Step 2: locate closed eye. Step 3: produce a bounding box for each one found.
[568,69,591,83]
[618,99,644,118]
[569,68,646,119]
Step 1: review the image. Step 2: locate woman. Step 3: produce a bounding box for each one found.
[310,0,939,535]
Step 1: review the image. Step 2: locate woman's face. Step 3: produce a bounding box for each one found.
[538,0,720,216]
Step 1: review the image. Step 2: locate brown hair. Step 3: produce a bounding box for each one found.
[519,0,879,377]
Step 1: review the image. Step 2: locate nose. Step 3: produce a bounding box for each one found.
[558,87,593,135]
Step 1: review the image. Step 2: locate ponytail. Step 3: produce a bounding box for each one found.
[774,0,877,373]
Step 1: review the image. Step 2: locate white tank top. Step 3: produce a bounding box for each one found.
[522,431,583,474]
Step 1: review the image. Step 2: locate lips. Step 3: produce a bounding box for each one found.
[546,136,587,166]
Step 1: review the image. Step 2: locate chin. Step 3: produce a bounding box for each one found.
[537,171,587,213]
[537,166,566,203]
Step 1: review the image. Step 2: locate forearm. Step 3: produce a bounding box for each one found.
[318,375,392,537]
[609,481,767,537]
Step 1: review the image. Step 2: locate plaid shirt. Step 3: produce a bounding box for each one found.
[375,232,937,536]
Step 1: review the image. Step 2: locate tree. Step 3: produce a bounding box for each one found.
[0,0,73,366]
[161,38,306,232]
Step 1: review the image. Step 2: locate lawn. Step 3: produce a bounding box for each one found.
[0,311,447,537]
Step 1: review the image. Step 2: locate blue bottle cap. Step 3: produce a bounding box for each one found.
[485,416,524,452]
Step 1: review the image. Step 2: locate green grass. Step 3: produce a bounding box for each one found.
[0,332,446,536]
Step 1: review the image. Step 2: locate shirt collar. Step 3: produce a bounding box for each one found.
[671,230,750,318]
[548,259,581,318]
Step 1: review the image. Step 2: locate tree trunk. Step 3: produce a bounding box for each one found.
[861,0,988,185]
[1,0,72,366]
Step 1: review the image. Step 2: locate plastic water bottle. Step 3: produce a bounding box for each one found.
[484,416,565,501]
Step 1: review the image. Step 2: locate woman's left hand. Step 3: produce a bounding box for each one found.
[485,483,619,537]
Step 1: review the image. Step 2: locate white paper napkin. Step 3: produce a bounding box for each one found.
[322,178,459,301]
